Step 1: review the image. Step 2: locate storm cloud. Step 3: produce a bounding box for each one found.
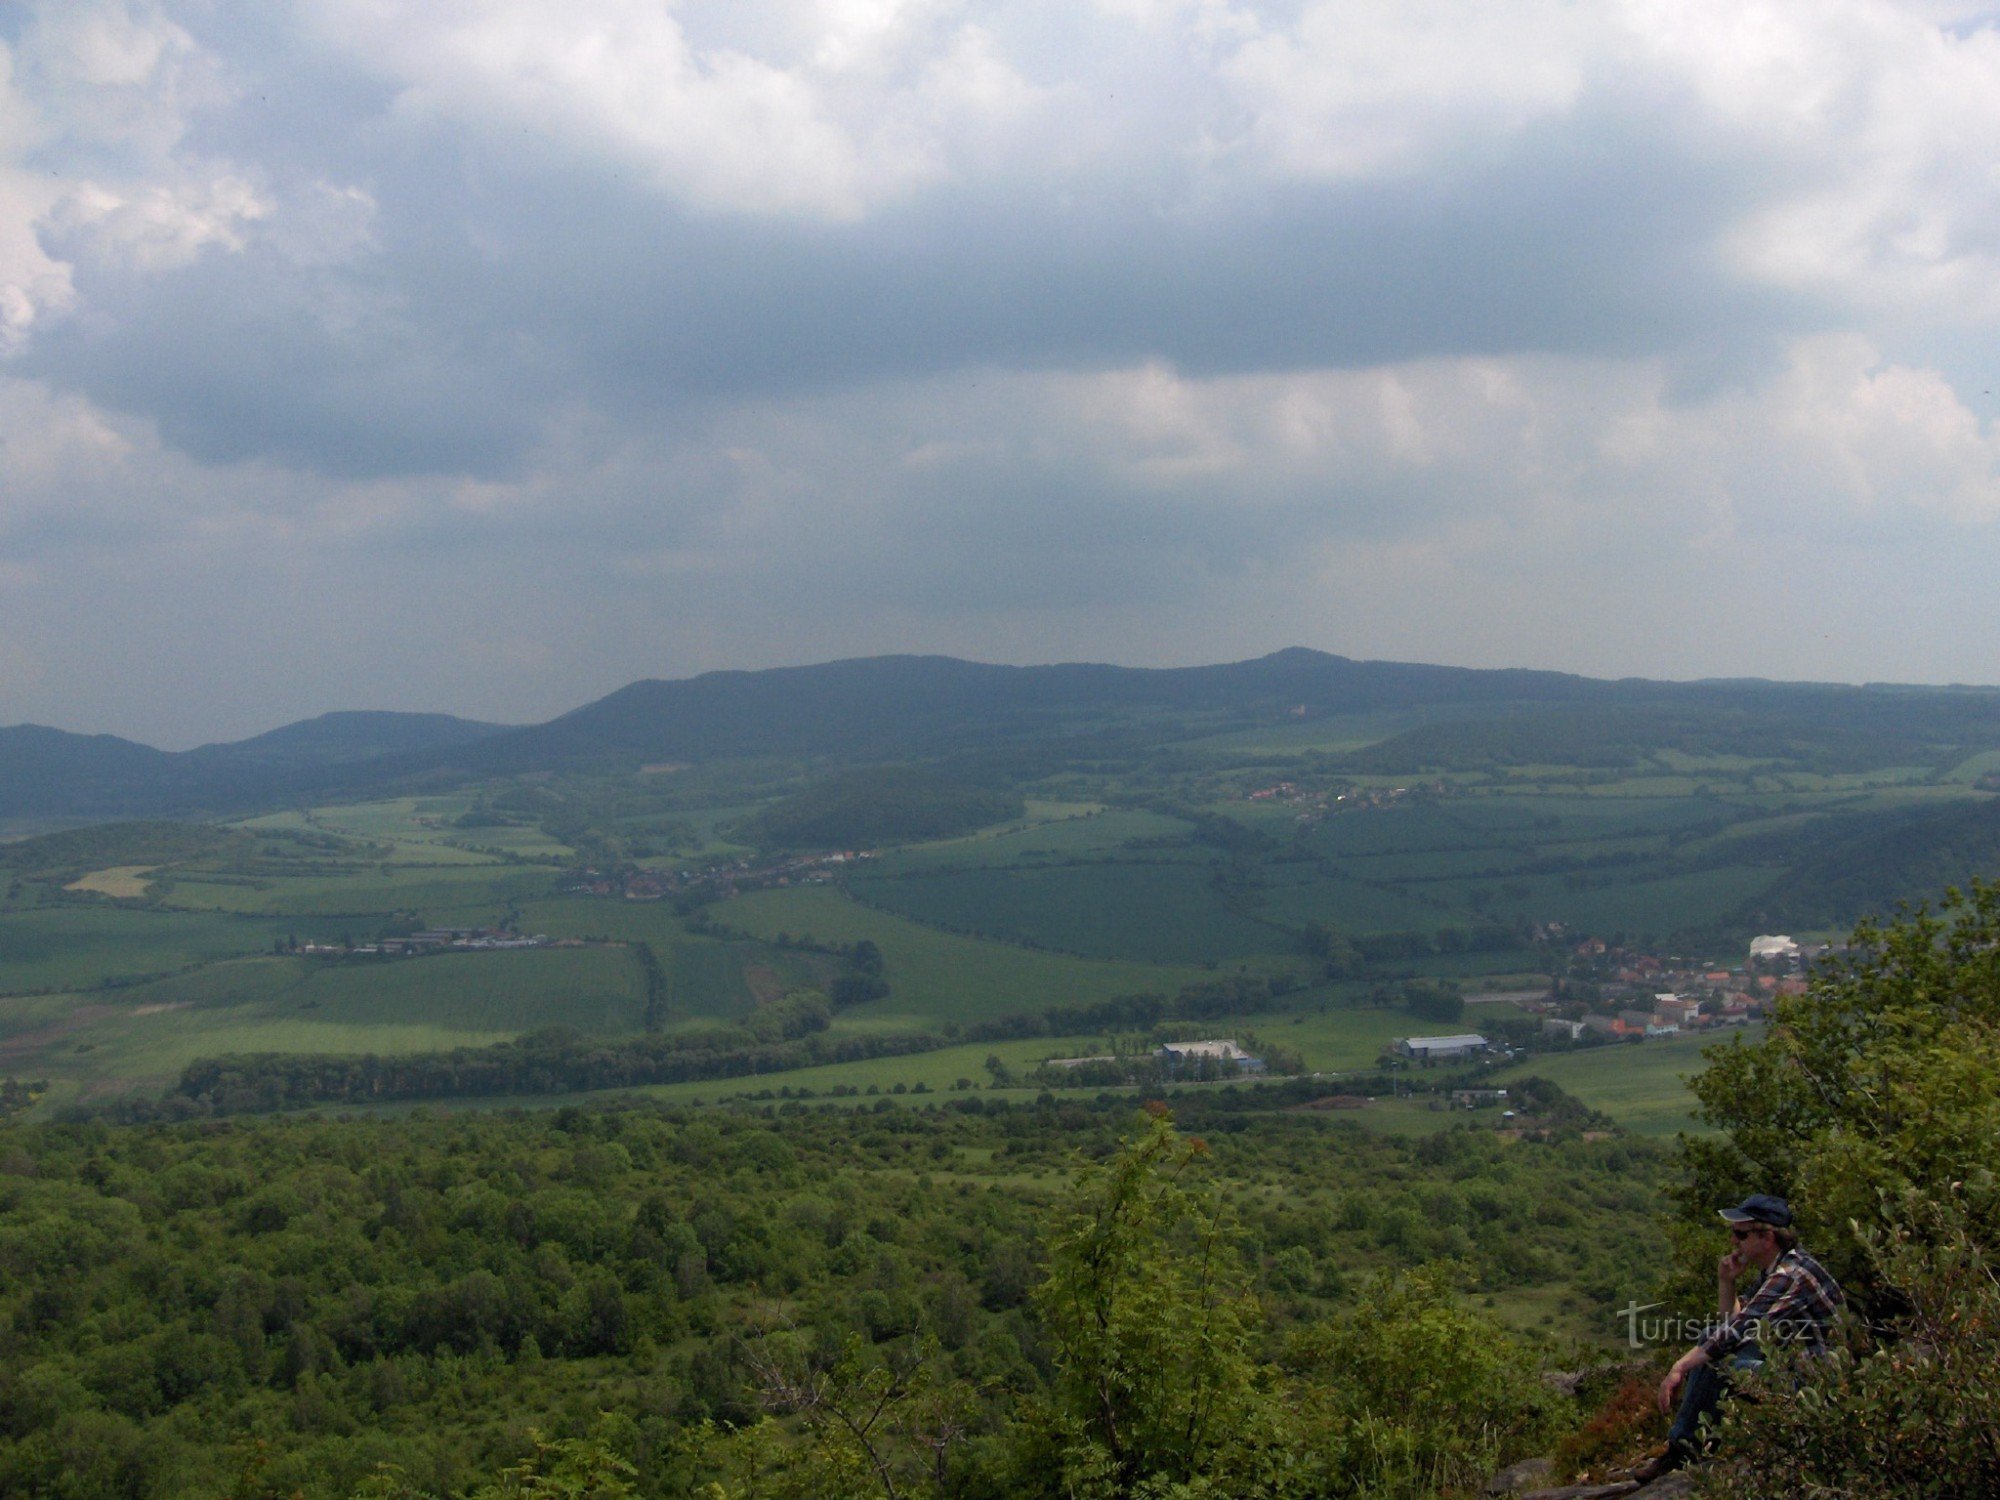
[4,0,2000,744]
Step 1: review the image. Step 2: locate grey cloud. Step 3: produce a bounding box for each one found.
[18,17,1819,481]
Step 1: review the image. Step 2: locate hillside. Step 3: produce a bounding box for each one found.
[13,649,2000,829]
[0,712,503,823]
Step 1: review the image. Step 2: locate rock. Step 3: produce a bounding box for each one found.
[1518,1485,1641,1500]
[1630,1474,1696,1499]
[1487,1457,1555,1494]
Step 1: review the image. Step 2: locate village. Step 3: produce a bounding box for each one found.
[292,927,560,958]
[1031,931,1817,1100]
[564,848,873,903]
[1391,930,1816,1074]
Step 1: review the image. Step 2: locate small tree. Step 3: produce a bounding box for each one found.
[1021,1104,1280,1497]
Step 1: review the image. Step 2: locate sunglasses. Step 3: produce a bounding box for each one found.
[1730,1226,1769,1240]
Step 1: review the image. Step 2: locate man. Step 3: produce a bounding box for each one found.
[1639,1193,1843,1478]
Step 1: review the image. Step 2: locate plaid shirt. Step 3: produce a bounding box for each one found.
[1697,1246,1844,1361]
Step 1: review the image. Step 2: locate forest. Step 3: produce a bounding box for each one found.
[2,885,1995,1497]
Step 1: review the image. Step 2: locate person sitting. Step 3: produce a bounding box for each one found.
[1638,1192,1843,1478]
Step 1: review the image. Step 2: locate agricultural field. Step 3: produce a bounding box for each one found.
[725,884,1210,1026]
[849,861,1286,964]
[153,867,553,920]
[1491,1030,1758,1137]
[0,945,647,1112]
[0,904,288,993]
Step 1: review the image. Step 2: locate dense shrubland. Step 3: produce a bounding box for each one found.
[0,1092,1662,1498]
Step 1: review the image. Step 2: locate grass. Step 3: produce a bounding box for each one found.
[0,946,649,1116]
[627,1035,1110,1105]
[155,868,553,920]
[1488,1029,1763,1136]
[1222,1004,1438,1072]
[238,799,573,861]
[847,862,1288,964]
[1252,874,1458,933]
[723,885,1209,1025]
[1422,865,1780,936]
[873,807,1190,872]
[0,904,287,994]
[63,866,160,898]
[516,897,826,1021]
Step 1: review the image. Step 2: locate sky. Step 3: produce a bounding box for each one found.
[5,0,2000,746]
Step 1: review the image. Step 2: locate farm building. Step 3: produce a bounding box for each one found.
[1396,1033,1489,1062]
[1158,1039,1265,1074]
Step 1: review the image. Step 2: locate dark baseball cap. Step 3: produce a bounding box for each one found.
[1719,1193,1793,1228]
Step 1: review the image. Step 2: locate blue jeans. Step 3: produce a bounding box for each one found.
[1667,1348,1764,1452]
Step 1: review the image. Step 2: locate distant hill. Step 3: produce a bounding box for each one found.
[1339,687,2000,775]
[11,650,2000,825]
[0,712,503,823]
[187,711,504,768]
[423,650,1608,773]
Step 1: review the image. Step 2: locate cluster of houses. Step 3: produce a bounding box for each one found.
[1513,932,1821,1040]
[567,850,870,903]
[1241,779,1445,827]
[1392,934,1816,1060]
[296,927,553,958]
[1043,1038,1269,1078]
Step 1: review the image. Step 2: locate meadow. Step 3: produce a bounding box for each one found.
[725,884,1212,1025]
[0,945,646,1112]
[1490,1030,1758,1136]
[849,861,1287,963]
[0,903,287,993]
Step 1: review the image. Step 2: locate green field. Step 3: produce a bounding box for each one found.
[1224,1003,1442,1071]
[1424,865,1778,936]
[847,862,1286,963]
[872,807,1191,872]
[0,945,647,1111]
[239,798,574,861]
[517,896,827,1020]
[156,867,553,920]
[0,904,286,993]
[1489,1029,1760,1136]
[724,885,1209,1025]
[1252,873,1457,933]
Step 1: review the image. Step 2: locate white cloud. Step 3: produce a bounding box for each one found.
[0,42,76,354]
[1219,0,1594,179]
[18,0,223,151]
[304,0,1050,219]
[43,175,271,272]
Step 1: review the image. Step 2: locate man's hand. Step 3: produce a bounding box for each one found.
[1719,1247,1747,1281]
[1659,1350,1706,1414]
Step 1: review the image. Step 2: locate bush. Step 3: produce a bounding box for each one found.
[1282,1265,1565,1498]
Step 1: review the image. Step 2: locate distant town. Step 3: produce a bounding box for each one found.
[565,849,873,903]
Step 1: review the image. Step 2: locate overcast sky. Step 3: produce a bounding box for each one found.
[5,0,2000,745]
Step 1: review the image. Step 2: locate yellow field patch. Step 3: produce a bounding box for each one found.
[64,865,159,899]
